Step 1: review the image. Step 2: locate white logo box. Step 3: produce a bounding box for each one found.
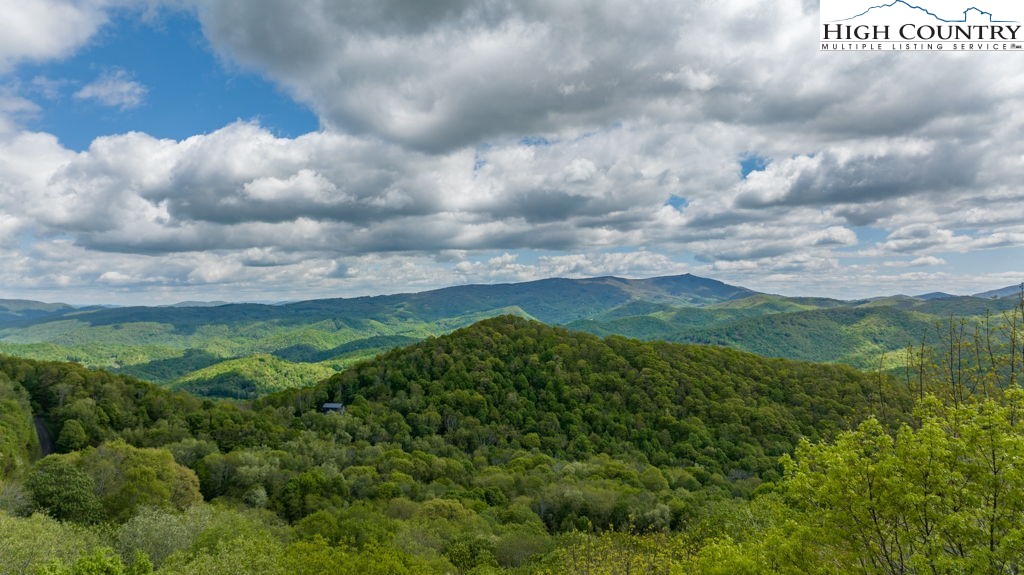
[820,0,1024,50]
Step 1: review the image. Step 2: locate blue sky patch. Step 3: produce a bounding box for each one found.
[14,9,318,150]
[519,136,554,147]
[665,195,689,210]
[739,154,769,178]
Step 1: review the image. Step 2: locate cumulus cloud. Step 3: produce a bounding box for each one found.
[0,91,40,133]
[74,69,148,109]
[0,1,151,131]
[0,0,1022,302]
[452,251,688,283]
[189,0,1018,151]
[883,256,948,268]
[732,143,978,211]
[191,0,697,150]
[0,0,112,73]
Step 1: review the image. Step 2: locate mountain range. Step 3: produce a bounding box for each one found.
[0,274,1019,397]
[0,317,915,572]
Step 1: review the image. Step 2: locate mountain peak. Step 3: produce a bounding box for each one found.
[913,292,957,301]
[973,284,1023,299]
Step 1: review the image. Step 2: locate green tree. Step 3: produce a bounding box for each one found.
[36,547,153,575]
[115,506,213,568]
[25,456,103,524]
[784,392,1024,574]
[0,375,37,479]
[57,419,89,453]
[0,512,106,574]
[76,441,202,522]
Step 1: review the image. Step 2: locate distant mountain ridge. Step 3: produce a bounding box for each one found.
[0,299,72,314]
[913,292,957,301]
[1,274,1021,397]
[0,299,75,324]
[4,273,753,328]
[974,284,1022,299]
[0,273,760,397]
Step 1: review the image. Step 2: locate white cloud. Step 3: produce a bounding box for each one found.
[190,0,815,151]
[884,256,948,268]
[0,0,112,73]
[0,0,1022,301]
[27,76,69,100]
[74,69,148,109]
[0,92,41,134]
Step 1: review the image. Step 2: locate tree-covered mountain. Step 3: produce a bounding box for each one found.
[974,283,1023,299]
[0,299,75,324]
[0,317,913,573]
[263,316,912,476]
[0,274,759,397]
[0,274,1019,398]
[571,292,1024,370]
[4,314,1024,573]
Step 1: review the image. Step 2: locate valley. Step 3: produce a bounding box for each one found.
[1,274,1018,399]
[2,308,1022,573]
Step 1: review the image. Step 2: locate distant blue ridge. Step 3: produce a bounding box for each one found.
[832,0,1016,23]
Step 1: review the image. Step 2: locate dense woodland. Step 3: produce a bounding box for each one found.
[1,305,1024,573]
[2,276,1019,399]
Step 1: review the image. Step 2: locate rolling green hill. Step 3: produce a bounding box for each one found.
[571,292,1024,369]
[974,284,1023,299]
[168,354,341,399]
[0,275,1020,398]
[0,318,921,573]
[0,274,758,397]
[2,317,911,507]
[265,316,912,474]
[675,305,937,366]
[0,299,75,325]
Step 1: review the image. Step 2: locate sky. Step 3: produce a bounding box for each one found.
[0,0,1022,305]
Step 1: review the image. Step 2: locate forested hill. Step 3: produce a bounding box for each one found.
[0,273,760,396]
[568,292,1024,369]
[0,273,756,330]
[676,305,936,365]
[0,299,74,323]
[0,317,913,501]
[262,316,913,475]
[0,317,917,573]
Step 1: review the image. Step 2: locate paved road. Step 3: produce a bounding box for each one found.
[33,416,54,456]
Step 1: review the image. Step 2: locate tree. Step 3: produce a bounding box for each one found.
[76,441,202,522]
[0,512,107,574]
[58,420,89,453]
[0,376,37,479]
[36,547,152,575]
[25,456,103,524]
[784,392,1024,574]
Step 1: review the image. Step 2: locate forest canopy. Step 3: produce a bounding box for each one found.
[0,313,1021,573]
